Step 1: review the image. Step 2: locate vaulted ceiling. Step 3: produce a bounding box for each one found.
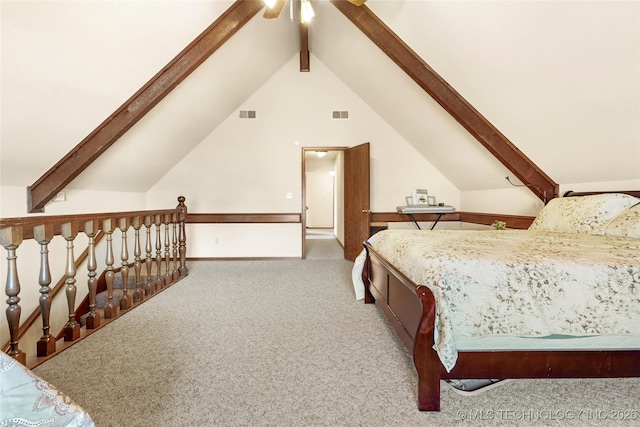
[2,0,638,212]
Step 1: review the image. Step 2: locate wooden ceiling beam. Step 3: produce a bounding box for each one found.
[300,20,310,72]
[263,0,287,19]
[330,0,558,203]
[27,0,264,213]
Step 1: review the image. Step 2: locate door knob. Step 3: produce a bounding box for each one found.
[362,209,371,213]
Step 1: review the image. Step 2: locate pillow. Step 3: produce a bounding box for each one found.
[604,203,640,239]
[529,193,640,235]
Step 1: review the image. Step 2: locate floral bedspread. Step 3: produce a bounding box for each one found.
[366,229,640,372]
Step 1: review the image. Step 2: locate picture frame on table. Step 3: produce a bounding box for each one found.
[412,189,430,205]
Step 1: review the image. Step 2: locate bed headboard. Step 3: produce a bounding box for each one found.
[563,190,640,198]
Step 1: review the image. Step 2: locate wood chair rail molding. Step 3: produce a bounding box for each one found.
[330,0,559,203]
[184,212,532,228]
[26,1,264,213]
[370,211,535,230]
[458,212,535,229]
[186,213,301,224]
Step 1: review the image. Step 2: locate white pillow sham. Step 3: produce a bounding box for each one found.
[604,203,640,239]
[529,193,640,235]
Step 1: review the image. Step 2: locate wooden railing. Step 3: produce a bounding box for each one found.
[1,197,189,368]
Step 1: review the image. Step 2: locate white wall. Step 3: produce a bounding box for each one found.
[0,0,235,191]
[306,156,336,229]
[146,54,459,258]
[0,186,148,219]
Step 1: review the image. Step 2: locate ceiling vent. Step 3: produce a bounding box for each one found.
[239,110,256,119]
[332,110,349,119]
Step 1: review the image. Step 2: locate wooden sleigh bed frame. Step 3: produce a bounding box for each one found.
[361,190,640,411]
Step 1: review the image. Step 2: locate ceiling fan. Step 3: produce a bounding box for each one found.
[263,0,367,22]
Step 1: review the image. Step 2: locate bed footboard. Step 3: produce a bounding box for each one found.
[363,243,443,411]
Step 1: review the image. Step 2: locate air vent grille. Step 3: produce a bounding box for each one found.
[332,110,349,119]
[239,110,256,119]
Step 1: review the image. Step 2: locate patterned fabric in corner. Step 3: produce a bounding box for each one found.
[0,352,94,427]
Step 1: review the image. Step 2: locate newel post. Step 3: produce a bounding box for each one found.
[1,226,26,364]
[177,196,189,277]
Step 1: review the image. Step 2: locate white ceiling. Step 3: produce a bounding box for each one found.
[2,0,638,194]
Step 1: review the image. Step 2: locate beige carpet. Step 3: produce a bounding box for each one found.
[305,229,344,260]
[34,260,640,426]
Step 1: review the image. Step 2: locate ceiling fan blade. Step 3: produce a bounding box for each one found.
[263,0,288,19]
[347,0,367,5]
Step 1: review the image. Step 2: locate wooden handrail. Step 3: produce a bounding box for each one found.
[0,209,178,240]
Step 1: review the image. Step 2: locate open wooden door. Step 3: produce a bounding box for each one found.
[344,142,370,261]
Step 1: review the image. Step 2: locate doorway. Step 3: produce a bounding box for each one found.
[302,148,344,259]
[301,143,370,261]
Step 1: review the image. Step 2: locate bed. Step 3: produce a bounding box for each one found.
[354,191,640,411]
